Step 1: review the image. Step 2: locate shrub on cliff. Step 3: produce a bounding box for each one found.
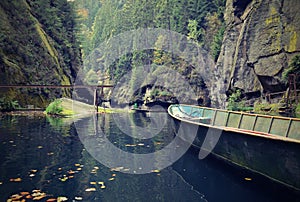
[282,55,300,83]
[45,100,63,115]
[0,97,19,112]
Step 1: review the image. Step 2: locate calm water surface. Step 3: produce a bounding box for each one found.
[0,113,299,202]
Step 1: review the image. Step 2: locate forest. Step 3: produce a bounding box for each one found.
[75,0,226,106]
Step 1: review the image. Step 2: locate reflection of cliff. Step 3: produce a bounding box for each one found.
[214,0,300,107]
[0,116,83,198]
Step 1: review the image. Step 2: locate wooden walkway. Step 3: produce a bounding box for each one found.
[0,84,114,112]
[0,84,114,89]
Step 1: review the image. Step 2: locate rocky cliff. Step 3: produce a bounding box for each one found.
[0,0,81,107]
[214,0,300,107]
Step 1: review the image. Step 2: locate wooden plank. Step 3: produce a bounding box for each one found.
[0,84,114,88]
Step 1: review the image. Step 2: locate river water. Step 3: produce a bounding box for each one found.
[0,113,299,202]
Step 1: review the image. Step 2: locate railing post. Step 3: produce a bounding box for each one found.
[252,115,258,131]
[285,118,293,138]
[225,112,230,127]
[237,114,243,129]
[211,110,217,126]
[267,117,274,134]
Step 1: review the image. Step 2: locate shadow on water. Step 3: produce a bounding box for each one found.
[0,113,299,201]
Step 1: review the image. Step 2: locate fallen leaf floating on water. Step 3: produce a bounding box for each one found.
[91,170,97,174]
[32,190,41,193]
[76,167,82,171]
[59,176,68,182]
[46,198,57,202]
[30,169,38,173]
[10,194,22,200]
[90,181,97,185]
[20,192,30,196]
[125,144,137,147]
[47,152,54,156]
[108,178,115,181]
[137,143,145,146]
[94,166,99,170]
[57,196,68,202]
[74,196,83,201]
[244,177,252,181]
[100,185,106,189]
[26,195,33,199]
[68,170,75,175]
[37,146,43,149]
[85,188,96,192]
[29,174,35,177]
[151,170,160,173]
[98,181,104,185]
[112,173,116,177]
[33,194,46,200]
[110,167,124,172]
[10,177,22,182]
[0,181,2,185]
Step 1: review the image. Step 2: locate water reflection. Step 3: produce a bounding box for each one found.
[0,114,299,201]
[75,112,196,174]
[0,114,204,201]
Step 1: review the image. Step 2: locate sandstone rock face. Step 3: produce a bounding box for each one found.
[214,0,300,108]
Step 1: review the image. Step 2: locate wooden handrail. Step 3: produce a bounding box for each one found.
[0,84,114,88]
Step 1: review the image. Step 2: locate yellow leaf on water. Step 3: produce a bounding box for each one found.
[85,188,96,192]
[112,174,116,177]
[151,170,160,173]
[32,189,41,193]
[90,182,97,185]
[10,177,22,182]
[57,196,68,202]
[75,164,81,167]
[20,192,30,196]
[46,198,57,202]
[100,185,106,189]
[244,177,252,181]
[32,193,46,200]
[108,178,115,181]
[74,196,83,201]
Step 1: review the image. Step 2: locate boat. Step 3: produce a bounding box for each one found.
[168,104,300,191]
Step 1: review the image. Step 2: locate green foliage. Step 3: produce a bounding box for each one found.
[75,0,226,63]
[211,25,225,61]
[0,0,81,107]
[0,97,19,112]
[282,55,300,83]
[227,90,246,111]
[45,100,63,115]
[187,20,202,42]
[85,69,99,85]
